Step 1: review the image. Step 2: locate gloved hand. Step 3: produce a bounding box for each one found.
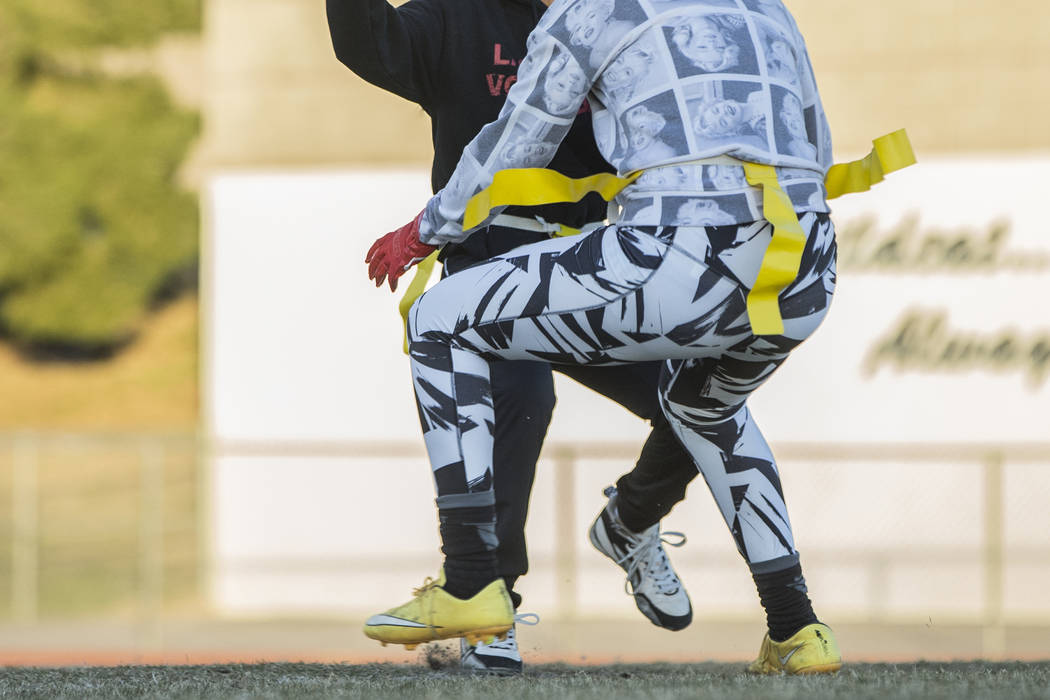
[365,210,436,292]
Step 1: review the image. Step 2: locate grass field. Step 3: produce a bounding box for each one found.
[1,661,1049,699]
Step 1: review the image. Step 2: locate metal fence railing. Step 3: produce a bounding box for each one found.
[0,432,201,627]
[4,432,1050,661]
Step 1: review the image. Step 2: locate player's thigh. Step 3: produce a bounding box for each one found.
[660,356,773,424]
[409,227,667,343]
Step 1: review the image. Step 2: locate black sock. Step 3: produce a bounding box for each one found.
[439,505,499,600]
[752,563,819,642]
[615,491,655,534]
[505,582,522,610]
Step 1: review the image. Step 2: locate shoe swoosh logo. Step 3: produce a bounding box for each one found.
[365,614,430,628]
[778,644,805,666]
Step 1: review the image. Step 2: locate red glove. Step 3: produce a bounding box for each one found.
[365,210,436,292]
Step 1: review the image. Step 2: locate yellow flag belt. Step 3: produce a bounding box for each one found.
[400,129,915,345]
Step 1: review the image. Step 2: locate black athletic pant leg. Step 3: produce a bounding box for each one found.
[489,359,701,604]
[617,408,698,532]
[555,362,699,533]
[445,250,556,605]
[489,359,556,606]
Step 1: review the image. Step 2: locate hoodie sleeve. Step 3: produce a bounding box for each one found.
[786,15,833,173]
[326,0,444,108]
[418,5,605,246]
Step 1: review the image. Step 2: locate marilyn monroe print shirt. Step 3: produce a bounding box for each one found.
[419,0,833,245]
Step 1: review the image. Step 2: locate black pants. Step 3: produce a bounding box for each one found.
[444,244,700,604]
[489,360,699,601]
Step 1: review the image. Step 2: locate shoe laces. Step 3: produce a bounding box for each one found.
[479,613,539,651]
[514,612,540,627]
[412,576,439,597]
[616,524,687,596]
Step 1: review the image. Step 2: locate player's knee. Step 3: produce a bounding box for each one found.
[661,395,742,428]
[522,376,556,419]
[491,362,556,424]
[530,387,557,425]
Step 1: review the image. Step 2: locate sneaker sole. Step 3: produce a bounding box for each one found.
[635,592,692,631]
[463,664,521,676]
[588,516,618,563]
[365,624,511,650]
[462,626,514,647]
[589,515,693,631]
[461,654,523,676]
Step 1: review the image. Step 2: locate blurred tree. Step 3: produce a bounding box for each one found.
[0,0,201,354]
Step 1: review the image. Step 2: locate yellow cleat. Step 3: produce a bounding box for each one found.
[748,623,842,675]
[363,571,514,648]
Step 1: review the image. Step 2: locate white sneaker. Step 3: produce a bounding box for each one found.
[589,486,692,630]
[460,613,539,675]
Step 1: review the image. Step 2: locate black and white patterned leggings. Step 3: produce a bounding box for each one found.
[408,213,837,572]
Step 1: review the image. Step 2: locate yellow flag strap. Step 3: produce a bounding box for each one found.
[743,129,916,335]
[742,163,806,336]
[552,223,585,238]
[398,250,440,353]
[824,129,916,200]
[400,130,916,345]
[463,170,639,231]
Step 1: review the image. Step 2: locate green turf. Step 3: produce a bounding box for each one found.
[1,662,1048,699]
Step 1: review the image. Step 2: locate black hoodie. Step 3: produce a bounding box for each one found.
[326,0,614,265]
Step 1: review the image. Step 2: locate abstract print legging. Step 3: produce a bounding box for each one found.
[408,213,837,572]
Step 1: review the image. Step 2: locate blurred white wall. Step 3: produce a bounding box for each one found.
[204,160,1050,622]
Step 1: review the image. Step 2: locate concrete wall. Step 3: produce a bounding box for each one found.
[201,0,1050,169]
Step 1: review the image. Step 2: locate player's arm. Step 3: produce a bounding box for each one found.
[367,0,611,289]
[419,21,599,245]
[782,14,831,173]
[799,44,832,173]
[326,0,443,105]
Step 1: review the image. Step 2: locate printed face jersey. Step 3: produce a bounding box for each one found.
[421,0,834,246]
